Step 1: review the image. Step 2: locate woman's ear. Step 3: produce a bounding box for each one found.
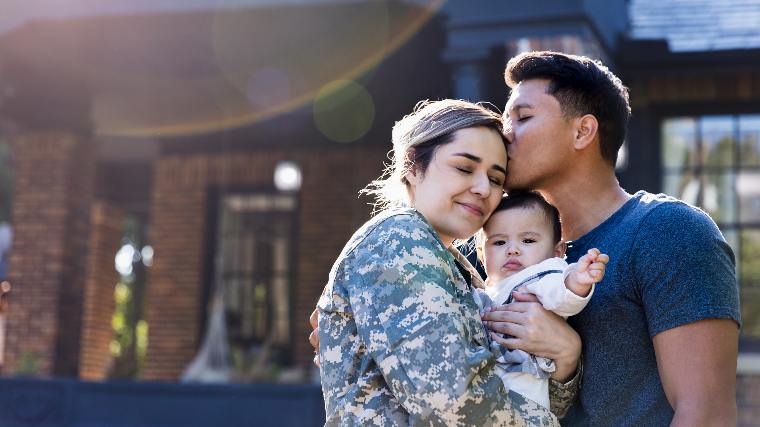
[573,114,599,150]
[405,167,421,186]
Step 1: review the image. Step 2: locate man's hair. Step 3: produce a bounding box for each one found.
[505,51,631,166]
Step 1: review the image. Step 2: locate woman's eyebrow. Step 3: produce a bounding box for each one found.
[452,153,506,174]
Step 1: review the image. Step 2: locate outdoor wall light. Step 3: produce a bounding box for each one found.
[274,160,302,192]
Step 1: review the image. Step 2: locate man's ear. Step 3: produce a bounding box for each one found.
[573,114,599,150]
[554,240,567,258]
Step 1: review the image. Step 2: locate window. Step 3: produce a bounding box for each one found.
[506,34,604,61]
[212,193,297,377]
[661,115,760,348]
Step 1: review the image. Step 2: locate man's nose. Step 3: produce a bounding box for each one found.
[502,119,515,143]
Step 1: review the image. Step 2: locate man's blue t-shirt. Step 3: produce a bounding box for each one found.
[562,191,740,427]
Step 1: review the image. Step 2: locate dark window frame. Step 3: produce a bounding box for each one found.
[201,185,300,367]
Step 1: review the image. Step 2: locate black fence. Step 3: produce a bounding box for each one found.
[0,378,325,427]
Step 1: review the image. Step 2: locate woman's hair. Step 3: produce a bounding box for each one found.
[362,99,505,211]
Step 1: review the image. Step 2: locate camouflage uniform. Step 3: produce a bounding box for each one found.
[318,208,573,426]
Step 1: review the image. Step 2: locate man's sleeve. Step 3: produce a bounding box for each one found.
[632,203,741,336]
[346,221,558,426]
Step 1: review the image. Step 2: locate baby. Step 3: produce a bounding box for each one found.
[473,190,608,408]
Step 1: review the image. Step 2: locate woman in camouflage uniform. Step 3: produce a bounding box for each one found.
[316,100,580,426]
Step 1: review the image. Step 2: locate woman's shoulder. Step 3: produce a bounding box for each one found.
[339,208,443,263]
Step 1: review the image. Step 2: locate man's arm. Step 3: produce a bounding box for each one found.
[308,307,320,367]
[653,318,738,427]
[634,202,741,425]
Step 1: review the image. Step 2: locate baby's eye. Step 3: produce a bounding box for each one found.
[522,239,536,244]
[492,240,506,246]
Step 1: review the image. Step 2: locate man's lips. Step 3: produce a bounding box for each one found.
[457,202,484,216]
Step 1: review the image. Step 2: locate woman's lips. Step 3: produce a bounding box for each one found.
[457,202,484,217]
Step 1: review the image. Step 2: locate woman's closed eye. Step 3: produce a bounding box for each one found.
[455,167,503,186]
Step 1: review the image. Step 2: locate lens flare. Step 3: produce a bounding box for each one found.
[94,0,444,137]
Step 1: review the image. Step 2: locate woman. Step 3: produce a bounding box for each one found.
[316,100,580,426]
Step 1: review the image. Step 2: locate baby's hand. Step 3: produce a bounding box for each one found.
[565,248,609,297]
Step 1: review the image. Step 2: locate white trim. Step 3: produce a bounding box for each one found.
[737,353,760,374]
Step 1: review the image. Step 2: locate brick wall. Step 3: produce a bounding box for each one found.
[5,131,95,376]
[142,146,384,380]
[79,201,124,380]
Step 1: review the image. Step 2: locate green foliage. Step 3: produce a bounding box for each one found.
[108,216,149,380]
[15,352,42,376]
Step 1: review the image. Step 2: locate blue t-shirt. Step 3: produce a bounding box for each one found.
[562,191,740,427]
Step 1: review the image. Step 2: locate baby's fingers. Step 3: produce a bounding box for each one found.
[589,262,607,280]
[576,254,592,270]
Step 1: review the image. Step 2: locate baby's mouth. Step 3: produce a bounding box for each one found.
[503,260,523,270]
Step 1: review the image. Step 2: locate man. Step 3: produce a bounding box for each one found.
[484,51,740,426]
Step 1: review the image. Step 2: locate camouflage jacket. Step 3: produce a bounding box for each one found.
[317,208,563,426]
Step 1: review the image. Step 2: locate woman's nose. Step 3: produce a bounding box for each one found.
[470,174,491,197]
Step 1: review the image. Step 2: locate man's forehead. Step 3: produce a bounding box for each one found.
[505,80,555,112]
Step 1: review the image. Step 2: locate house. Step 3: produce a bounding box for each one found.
[0,0,757,422]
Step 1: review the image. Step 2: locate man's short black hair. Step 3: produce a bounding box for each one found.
[494,190,562,244]
[505,51,631,166]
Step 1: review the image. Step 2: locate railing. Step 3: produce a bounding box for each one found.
[0,377,325,427]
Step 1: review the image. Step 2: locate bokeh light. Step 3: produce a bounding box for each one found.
[313,79,374,143]
[274,161,302,192]
[115,244,136,276]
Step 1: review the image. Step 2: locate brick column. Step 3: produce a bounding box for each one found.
[142,156,207,380]
[79,201,124,380]
[4,131,96,377]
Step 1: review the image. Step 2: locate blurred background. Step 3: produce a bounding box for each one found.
[0,0,758,425]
